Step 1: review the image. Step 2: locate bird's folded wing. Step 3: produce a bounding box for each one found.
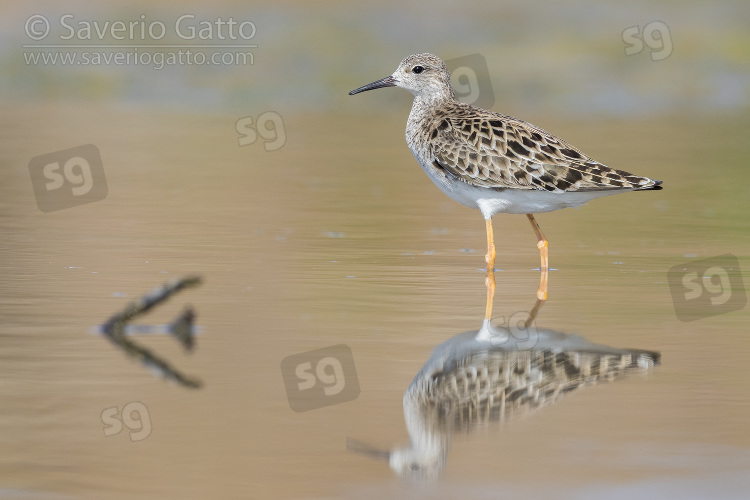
[431,113,657,192]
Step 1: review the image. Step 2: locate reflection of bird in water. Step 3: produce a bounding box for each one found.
[350,327,659,480]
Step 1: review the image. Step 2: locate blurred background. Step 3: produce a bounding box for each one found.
[3,1,749,115]
[1,1,749,499]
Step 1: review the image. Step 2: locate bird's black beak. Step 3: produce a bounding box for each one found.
[349,76,397,95]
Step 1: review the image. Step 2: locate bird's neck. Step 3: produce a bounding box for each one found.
[406,93,455,151]
[413,90,454,109]
[408,93,452,124]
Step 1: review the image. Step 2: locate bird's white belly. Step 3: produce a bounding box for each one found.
[474,189,619,218]
[411,149,623,219]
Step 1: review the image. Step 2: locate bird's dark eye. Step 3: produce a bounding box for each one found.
[412,66,424,74]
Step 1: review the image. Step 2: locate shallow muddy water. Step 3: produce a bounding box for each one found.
[0,104,748,499]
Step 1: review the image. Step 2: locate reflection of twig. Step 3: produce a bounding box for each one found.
[102,276,203,389]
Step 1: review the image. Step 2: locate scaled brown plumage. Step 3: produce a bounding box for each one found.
[428,103,662,193]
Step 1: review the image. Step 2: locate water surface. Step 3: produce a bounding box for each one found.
[0,106,749,499]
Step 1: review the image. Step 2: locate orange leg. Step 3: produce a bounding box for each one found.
[526,215,549,311]
[526,214,549,272]
[484,218,497,320]
[485,218,496,272]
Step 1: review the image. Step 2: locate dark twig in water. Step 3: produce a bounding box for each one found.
[101,276,203,389]
[171,306,196,352]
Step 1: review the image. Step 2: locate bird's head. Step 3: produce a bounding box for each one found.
[349,53,455,101]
